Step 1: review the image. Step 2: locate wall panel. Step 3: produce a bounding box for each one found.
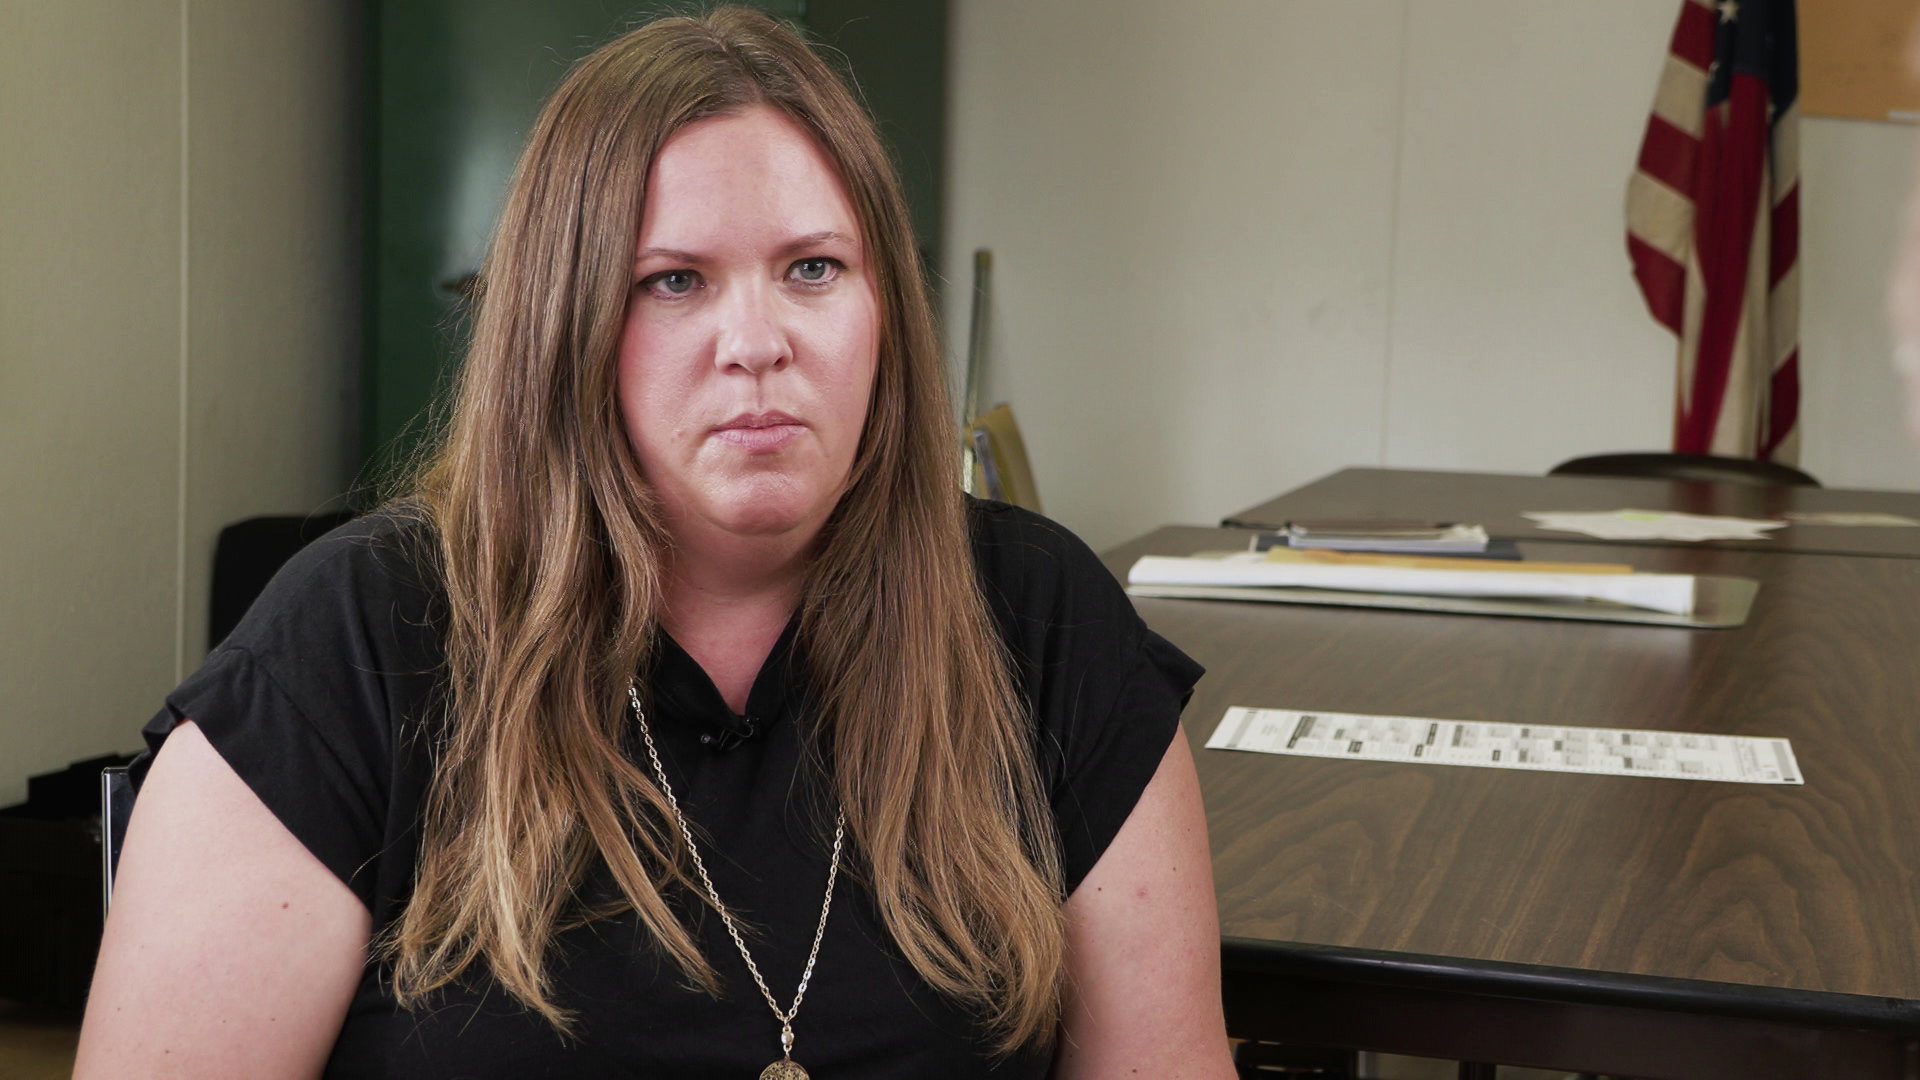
[0,0,359,806]
[945,0,1405,549]
[184,0,361,666]
[1383,0,1679,473]
[1798,118,1916,491]
[0,1,184,805]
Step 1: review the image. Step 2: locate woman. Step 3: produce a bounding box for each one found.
[76,9,1233,1078]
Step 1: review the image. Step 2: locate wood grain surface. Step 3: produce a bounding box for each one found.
[1224,467,1920,559]
[1103,524,1920,1002]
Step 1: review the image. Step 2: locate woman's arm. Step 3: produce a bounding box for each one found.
[74,720,371,1079]
[1053,725,1237,1079]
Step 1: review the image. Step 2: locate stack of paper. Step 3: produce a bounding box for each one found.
[1254,547,1634,575]
[1127,550,1698,615]
[1287,522,1490,554]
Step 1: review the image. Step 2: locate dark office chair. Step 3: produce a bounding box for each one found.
[209,511,356,650]
[1548,452,1819,488]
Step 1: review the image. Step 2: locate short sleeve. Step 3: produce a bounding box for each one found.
[967,500,1205,895]
[137,513,444,915]
[1044,628,1203,893]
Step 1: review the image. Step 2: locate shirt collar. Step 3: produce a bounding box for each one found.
[645,615,805,752]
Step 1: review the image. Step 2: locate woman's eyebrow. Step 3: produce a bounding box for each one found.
[777,230,857,256]
[632,232,857,271]
[634,247,700,266]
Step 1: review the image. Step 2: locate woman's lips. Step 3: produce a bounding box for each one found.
[713,412,804,452]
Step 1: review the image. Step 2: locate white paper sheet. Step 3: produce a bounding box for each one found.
[1523,509,1785,542]
[1127,552,1698,615]
[1206,706,1803,785]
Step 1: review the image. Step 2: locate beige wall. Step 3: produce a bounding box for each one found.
[0,0,359,805]
[946,0,1920,552]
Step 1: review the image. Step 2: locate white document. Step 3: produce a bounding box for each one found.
[1127,552,1697,615]
[1523,509,1785,542]
[1207,706,1803,785]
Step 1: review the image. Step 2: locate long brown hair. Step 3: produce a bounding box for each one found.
[390,7,1065,1051]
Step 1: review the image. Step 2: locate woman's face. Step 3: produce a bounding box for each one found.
[617,105,880,549]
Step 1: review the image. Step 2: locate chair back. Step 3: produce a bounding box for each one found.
[968,403,1043,512]
[210,511,355,650]
[101,766,133,912]
[1549,452,1820,488]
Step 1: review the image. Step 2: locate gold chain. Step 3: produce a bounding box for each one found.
[627,679,845,1062]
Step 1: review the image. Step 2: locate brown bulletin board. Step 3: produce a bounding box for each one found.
[1800,0,1920,122]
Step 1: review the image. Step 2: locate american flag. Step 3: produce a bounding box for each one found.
[1627,0,1800,462]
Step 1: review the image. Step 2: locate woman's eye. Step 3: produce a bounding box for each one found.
[789,258,839,284]
[640,269,700,297]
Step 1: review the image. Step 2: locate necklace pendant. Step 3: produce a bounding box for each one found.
[760,1058,809,1080]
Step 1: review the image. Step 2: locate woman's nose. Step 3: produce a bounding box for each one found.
[713,279,790,375]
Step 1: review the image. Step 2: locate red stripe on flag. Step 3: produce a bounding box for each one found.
[1637,115,1700,194]
[1674,76,1771,455]
[1672,1,1718,69]
[1629,235,1688,334]
[1770,182,1798,287]
[1763,351,1800,458]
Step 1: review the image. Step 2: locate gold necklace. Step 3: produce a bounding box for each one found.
[628,680,846,1080]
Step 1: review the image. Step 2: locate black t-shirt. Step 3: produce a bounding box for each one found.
[141,499,1202,1078]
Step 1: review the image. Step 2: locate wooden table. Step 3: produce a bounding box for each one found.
[1102,523,1920,1078]
[1223,467,1920,559]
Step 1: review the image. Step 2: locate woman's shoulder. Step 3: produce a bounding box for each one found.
[226,504,444,653]
[964,503,1203,894]
[143,504,447,916]
[258,503,439,600]
[965,496,1204,708]
[192,500,448,700]
[965,497,1133,634]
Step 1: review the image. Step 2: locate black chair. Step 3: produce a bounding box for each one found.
[209,511,355,650]
[1548,452,1819,488]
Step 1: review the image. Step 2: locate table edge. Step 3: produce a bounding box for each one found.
[1215,521,1920,560]
[1221,465,1920,560]
[1222,937,1920,1033]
